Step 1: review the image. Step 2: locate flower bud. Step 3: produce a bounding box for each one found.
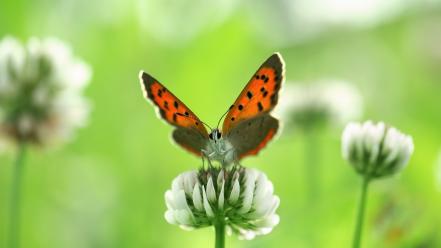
[275,81,362,131]
[342,121,414,178]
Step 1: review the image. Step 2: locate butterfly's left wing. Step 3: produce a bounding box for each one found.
[223,53,285,158]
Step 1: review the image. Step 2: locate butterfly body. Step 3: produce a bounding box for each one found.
[140,53,285,166]
[203,129,235,164]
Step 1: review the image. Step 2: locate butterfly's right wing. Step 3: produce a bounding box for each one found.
[226,114,279,159]
[139,71,209,156]
[172,127,207,156]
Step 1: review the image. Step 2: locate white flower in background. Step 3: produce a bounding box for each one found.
[164,167,280,240]
[0,36,91,147]
[342,121,414,178]
[275,80,362,130]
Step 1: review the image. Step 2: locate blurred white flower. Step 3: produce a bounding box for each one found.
[275,80,362,130]
[164,167,280,240]
[342,121,414,178]
[0,36,91,147]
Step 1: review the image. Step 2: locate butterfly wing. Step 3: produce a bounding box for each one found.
[172,127,207,156]
[222,53,284,158]
[139,71,208,156]
[226,114,279,159]
[222,53,285,133]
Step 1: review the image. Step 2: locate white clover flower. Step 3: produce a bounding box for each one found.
[0,36,91,147]
[342,121,414,178]
[275,80,362,130]
[164,167,280,240]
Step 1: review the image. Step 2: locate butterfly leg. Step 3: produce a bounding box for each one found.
[231,152,242,169]
[219,147,236,167]
[201,149,214,168]
[201,154,206,168]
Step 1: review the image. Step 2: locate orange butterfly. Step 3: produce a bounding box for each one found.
[139,53,285,165]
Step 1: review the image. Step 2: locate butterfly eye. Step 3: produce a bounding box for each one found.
[209,133,213,140]
[217,132,222,139]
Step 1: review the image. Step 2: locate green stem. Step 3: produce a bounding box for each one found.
[305,131,319,204]
[8,142,27,248]
[214,222,225,248]
[352,176,370,248]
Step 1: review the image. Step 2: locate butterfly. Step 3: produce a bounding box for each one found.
[139,53,285,165]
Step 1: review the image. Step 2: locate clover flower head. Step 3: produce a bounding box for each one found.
[164,166,280,240]
[342,121,414,179]
[276,80,362,131]
[0,36,91,148]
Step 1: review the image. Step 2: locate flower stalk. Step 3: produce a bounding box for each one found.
[352,175,370,248]
[8,142,27,248]
[215,221,225,248]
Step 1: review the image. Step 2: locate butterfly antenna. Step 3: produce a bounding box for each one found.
[176,113,213,130]
[216,105,233,129]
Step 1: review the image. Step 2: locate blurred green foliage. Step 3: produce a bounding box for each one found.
[1,0,441,247]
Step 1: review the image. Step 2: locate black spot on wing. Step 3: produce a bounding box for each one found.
[238,104,244,111]
[174,101,179,109]
[247,91,253,99]
[163,101,169,110]
[257,102,263,112]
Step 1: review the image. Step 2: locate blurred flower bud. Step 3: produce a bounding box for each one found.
[0,36,91,148]
[164,167,280,240]
[342,121,414,179]
[275,80,362,131]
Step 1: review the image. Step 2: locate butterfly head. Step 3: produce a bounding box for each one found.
[208,129,222,143]
[207,106,231,143]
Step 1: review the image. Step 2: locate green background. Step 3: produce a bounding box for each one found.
[1,1,441,247]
